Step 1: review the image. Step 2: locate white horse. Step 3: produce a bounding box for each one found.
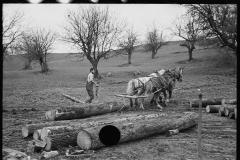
[126,77,152,109]
[148,69,165,77]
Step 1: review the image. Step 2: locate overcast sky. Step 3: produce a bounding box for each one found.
[4,4,187,53]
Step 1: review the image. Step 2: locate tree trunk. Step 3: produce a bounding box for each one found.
[77,112,198,150]
[91,61,99,78]
[41,113,166,140]
[42,62,49,73]
[205,105,222,113]
[45,101,125,121]
[128,52,132,64]
[21,119,84,138]
[223,105,236,117]
[151,50,156,59]
[44,132,79,151]
[190,98,223,108]
[188,48,193,61]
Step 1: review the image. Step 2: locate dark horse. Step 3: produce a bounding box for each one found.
[141,66,184,110]
[151,66,184,107]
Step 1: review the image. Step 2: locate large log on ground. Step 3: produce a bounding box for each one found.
[190,98,222,108]
[223,105,236,117]
[221,99,237,105]
[205,105,222,113]
[77,112,198,150]
[22,119,85,138]
[234,108,237,119]
[45,101,127,121]
[41,113,167,141]
[44,132,79,151]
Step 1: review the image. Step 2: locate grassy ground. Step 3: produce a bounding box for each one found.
[2,41,236,160]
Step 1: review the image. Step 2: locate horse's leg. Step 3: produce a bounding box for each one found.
[150,96,155,106]
[162,89,168,106]
[135,98,138,108]
[158,92,163,103]
[155,91,163,110]
[130,98,133,108]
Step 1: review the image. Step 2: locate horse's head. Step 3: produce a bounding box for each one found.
[174,66,184,82]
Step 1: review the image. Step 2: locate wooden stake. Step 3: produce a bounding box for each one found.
[62,94,85,104]
[198,93,202,160]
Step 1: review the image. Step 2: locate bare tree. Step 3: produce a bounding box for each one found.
[2,5,25,65]
[118,29,139,64]
[145,25,167,59]
[62,5,126,77]
[170,14,206,61]
[19,28,57,73]
[185,4,237,68]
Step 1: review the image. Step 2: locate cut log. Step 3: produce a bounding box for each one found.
[223,105,236,117]
[221,99,237,105]
[22,119,85,138]
[33,129,41,140]
[190,98,222,108]
[45,101,128,121]
[205,105,222,113]
[41,151,59,159]
[62,94,85,104]
[41,113,167,140]
[218,106,226,117]
[77,112,198,150]
[166,129,179,137]
[229,112,235,119]
[44,132,79,151]
[234,108,237,119]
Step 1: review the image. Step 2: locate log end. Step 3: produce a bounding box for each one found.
[44,137,52,151]
[77,130,92,150]
[22,125,29,138]
[206,106,210,113]
[33,130,41,140]
[45,110,56,121]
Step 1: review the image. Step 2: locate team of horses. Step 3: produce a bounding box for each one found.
[126,66,184,111]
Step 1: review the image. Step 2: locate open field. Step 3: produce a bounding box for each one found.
[3,41,236,160]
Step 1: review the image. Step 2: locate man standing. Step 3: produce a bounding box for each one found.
[85,68,98,103]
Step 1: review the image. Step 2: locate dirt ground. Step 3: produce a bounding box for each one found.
[2,44,237,160]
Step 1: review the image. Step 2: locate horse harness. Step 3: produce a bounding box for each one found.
[132,78,146,94]
[151,70,177,94]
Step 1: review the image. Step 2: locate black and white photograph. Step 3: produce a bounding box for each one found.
[2,3,237,160]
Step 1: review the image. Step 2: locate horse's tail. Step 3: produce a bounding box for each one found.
[126,79,135,96]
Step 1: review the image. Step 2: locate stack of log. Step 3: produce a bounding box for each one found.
[21,101,199,153]
[203,98,237,119]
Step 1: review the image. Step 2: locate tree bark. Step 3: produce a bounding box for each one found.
[128,52,132,64]
[77,112,198,150]
[190,98,223,108]
[205,105,222,113]
[223,105,236,117]
[151,50,156,59]
[45,101,126,121]
[41,113,165,140]
[188,48,193,61]
[22,119,84,138]
[44,132,79,151]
